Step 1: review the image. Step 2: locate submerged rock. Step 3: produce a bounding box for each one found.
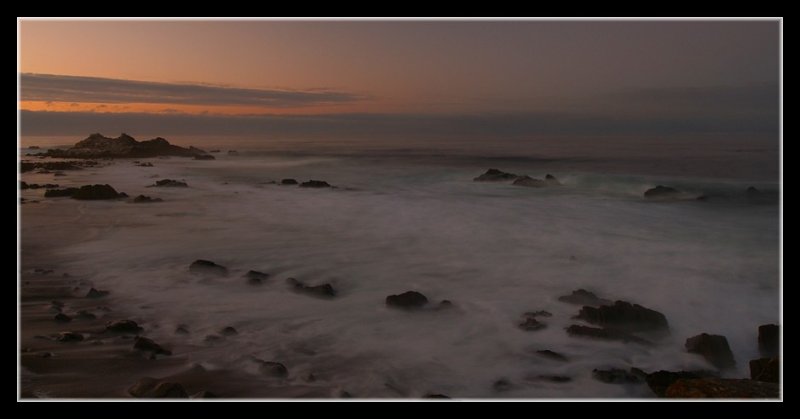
[557,289,612,307]
[386,291,428,309]
[287,278,336,298]
[54,313,72,322]
[512,176,547,187]
[758,324,779,356]
[106,319,143,334]
[76,310,96,320]
[474,168,519,182]
[44,187,79,198]
[749,357,779,383]
[685,333,736,369]
[565,325,651,345]
[538,375,572,383]
[518,317,546,331]
[153,179,188,187]
[57,331,84,342]
[644,185,682,200]
[189,260,228,276]
[220,326,238,336]
[174,325,190,335]
[281,178,298,185]
[21,182,59,190]
[299,180,331,188]
[71,184,125,200]
[245,270,269,284]
[132,195,163,203]
[576,301,668,332]
[133,336,172,355]
[664,378,778,398]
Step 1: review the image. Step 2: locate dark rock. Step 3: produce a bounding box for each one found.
[21,182,59,190]
[299,180,331,188]
[287,278,336,298]
[436,300,454,310]
[518,316,546,331]
[565,325,652,345]
[46,133,204,159]
[685,333,736,369]
[386,291,428,309]
[76,310,96,320]
[129,378,189,398]
[132,195,163,203]
[281,178,298,185]
[136,162,154,167]
[592,368,642,384]
[257,360,288,378]
[209,149,221,153]
[576,300,668,332]
[645,370,716,397]
[539,375,572,383]
[749,357,779,383]
[664,378,778,399]
[220,326,238,336]
[193,154,215,160]
[134,336,172,355]
[106,319,143,334]
[536,349,568,362]
[71,184,125,200]
[544,174,562,186]
[153,179,188,187]
[175,325,190,335]
[245,270,269,284]
[512,175,547,187]
[189,260,228,276]
[474,168,519,182]
[191,390,218,398]
[524,310,552,318]
[86,288,109,298]
[21,161,85,172]
[644,185,681,200]
[57,332,84,342]
[54,313,72,322]
[492,379,513,392]
[557,289,612,307]
[758,324,779,356]
[422,393,450,399]
[44,187,79,198]
[340,391,354,398]
[204,334,222,343]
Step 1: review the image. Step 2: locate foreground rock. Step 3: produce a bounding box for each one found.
[287,278,336,298]
[20,161,89,173]
[133,336,172,356]
[473,168,519,182]
[129,377,189,398]
[132,195,163,203]
[645,370,716,397]
[566,325,651,345]
[299,180,331,188]
[664,378,778,398]
[749,357,779,383]
[44,133,207,159]
[386,291,428,309]
[557,289,612,306]
[189,260,228,276]
[576,301,668,332]
[72,184,126,200]
[685,333,736,369]
[644,185,682,200]
[758,324,779,356]
[152,179,188,187]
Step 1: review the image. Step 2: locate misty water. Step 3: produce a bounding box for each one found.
[20,139,779,398]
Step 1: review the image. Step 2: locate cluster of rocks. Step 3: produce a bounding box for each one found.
[44,184,128,200]
[20,181,59,190]
[473,169,562,188]
[36,133,212,159]
[20,160,95,173]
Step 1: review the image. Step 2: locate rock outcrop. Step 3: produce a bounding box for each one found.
[189,260,228,276]
[71,184,126,200]
[152,179,188,187]
[299,180,331,188]
[758,324,779,356]
[685,333,736,369]
[386,291,428,309]
[576,301,668,332]
[287,278,336,297]
[644,185,682,200]
[749,357,779,383]
[44,133,208,159]
[558,289,612,306]
[474,169,519,182]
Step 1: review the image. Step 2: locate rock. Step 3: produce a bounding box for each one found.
[557,289,612,306]
[57,331,84,342]
[136,162,154,167]
[21,182,59,190]
[152,179,188,187]
[44,187,79,197]
[134,336,172,355]
[45,133,205,159]
[29,146,40,149]
[38,352,54,358]
[257,360,288,378]
[21,161,86,172]
[644,370,715,397]
[749,357,779,383]
[129,378,189,398]
[209,149,221,153]
[565,325,652,345]
[538,375,572,383]
[281,178,298,185]
[644,185,681,200]
[524,310,552,317]
[544,174,562,186]
[592,368,642,384]
[106,319,143,334]
[193,154,215,160]
[204,334,222,343]
[518,316,546,331]
[576,300,668,332]
[299,180,331,188]
[86,288,109,298]
[189,260,228,276]
[422,393,450,399]
[473,168,519,182]
[758,324,779,356]
[436,300,454,310]
[685,333,736,369]
[191,390,218,398]
[220,326,238,336]
[54,313,72,322]
[76,310,96,319]
[512,176,547,187]
[71,184,125,200]
[664,378,778,398]
[175,325,190,335]
[386,291,428,309]
[535,349,568,362]
[132,195,163,203]
[287,278,336,298]
[245,270,269,284]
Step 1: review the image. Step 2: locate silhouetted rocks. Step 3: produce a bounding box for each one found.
[256,360,288,378]
[566,325,652,345]
[54,313,72,322]
[129,378,189,398]
[557,289,612,307]
[576,301,668,332]
[386,291,428,309]
[518,311,551,331]
[106,319,143,334]
[44,187,79,198]
[281,178,298,185]
[132,195,163,203]
[153,179,188,187]
[86,288,109,298]
[21,182,59,190]
[21,161,86,173]
[220,326,238,336]
[544,174,562,186]
[133,336,172,356]
[536,350,568,362]
[592,368,643,384]
[57,331,84,342]
[645,370,715,397]
[193,154,215,160]
[71,184,125,200]
[758,324,779,356]
[189,260,228,276]
[685,333,736,369]
[749,357,779,383]
[512,176,547,187]
[474,168,519,182]
[245,270,269,284]
[644,185,681,200]
[45,133,206,159]
[287,278,336,298]
[299,180,331,188]
[664,378,778,398]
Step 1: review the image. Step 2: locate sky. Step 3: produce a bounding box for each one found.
[19,19,780,141]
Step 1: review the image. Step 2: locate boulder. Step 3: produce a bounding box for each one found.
[386,291,428,309]
[576,301,668,332]
[473,168,519,182]
[644,185,681,200]
[132,195,163,203]
[749,357,779,383]
[758,324,779,356]
[106,319,143,334]
[220,326,238,336]
[592,368,643,384]
[287,278,336,298]
[557,289,612,307]
[71,184,125,200]
[256,360,288,378]
[44,187,79,198]
[189,260,228,276]
[281,179,298,185]
[299,180,331,188]
[565,325,652,345]
[512,176,547,187]
[133,336,172,355]
[664,378,778,398]
[245,270,269,284]
[153,179,188,187]
[685,333,736,369]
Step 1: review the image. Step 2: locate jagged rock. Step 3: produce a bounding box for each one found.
[106,319,143,334]
[71,184,125,200]
[299,180,331,188]
[386,291,428,309]
[153,179,188,187]
[644,185,681,200]
[645,370,716,397]
[189,260,228,276]
[576,301,668,332]
[685,333,736,369]
[512,176,547,187]
[758,324,779,356]
[287,278,336,298]
[565,325,651,345]
[54,313,72,322]
[133,195,163,203]
[749,357,779,383]
[557,289,612,307]
[86,288,109,298]
[57,332,84,342]
[664,378,778,398]
[256,360,288,378]
[281,178,298,185]
[474,168,519,182]
[45,133,205,159]
[44,187,79,198]
[592,368,643,384]
[133,336,172,355]
[245,270,269,284]
[536,350,568,362]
